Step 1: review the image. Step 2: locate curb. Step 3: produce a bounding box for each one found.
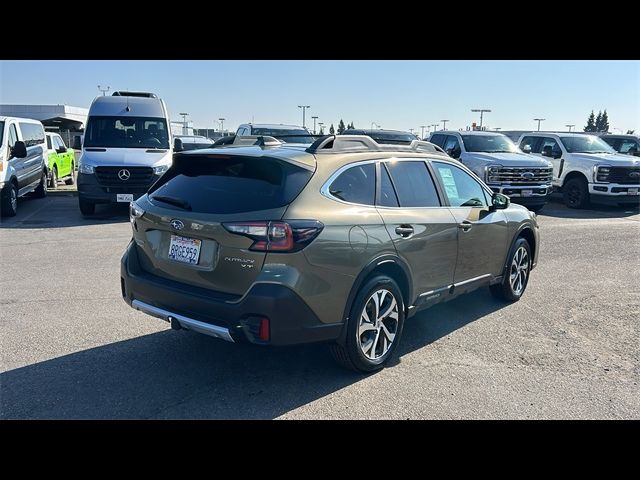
[48,190,78,197]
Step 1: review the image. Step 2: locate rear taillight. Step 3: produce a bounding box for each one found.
[223,220,324,252]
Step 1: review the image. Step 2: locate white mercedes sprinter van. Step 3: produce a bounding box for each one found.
[77,91,172,215]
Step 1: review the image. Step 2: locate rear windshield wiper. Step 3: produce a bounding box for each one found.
[151,195,192,211]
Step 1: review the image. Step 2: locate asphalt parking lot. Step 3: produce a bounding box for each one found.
[1,193,638,419]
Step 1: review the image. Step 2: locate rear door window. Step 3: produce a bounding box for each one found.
[429,134,446,147]
[377,163,399,207]
[149,155,313,214]
[385,161,441,207]
[328,163,375,205]
[619,139,639,154]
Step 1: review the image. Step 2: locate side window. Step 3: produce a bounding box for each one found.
[378,163,399,207]
[520,136,540,153]
[433,162,488,208]
[328,163,375,205]
[58,136,67,148]
[429,134,446,147]
[46,136,52,149]
[619,139,638,154]
[385,161,441,207]
[541,137,562,157]
[19,123,45,147]
[53,136,62,149]
[8,124,18,149]
[443,135,461,153]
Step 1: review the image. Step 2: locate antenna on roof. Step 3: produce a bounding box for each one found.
[125,88,131,112]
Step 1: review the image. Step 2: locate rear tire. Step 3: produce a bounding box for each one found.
[79,197,95,216]
[34,171,48,198]
[65,162,75,185]
[49,166,58,189]
[563,177,589,209]
[1,182,18,217]
[330,275,405,372]
[490,237,531,302]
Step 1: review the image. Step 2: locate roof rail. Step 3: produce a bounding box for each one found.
[306,135,448,155]
[112,91,158,98]
[231,135,283,147]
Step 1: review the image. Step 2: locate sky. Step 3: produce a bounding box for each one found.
[1,60,638,135]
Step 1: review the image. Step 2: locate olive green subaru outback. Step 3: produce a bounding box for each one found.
[121,135,539,372]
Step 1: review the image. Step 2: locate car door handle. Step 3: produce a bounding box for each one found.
[395,225,414,237]
[458,221,474,231]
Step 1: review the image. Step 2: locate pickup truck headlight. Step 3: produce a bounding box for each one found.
[485,164,502,183]
[78,163,94,174]
[594,165,611,183]
[153,164,169,175]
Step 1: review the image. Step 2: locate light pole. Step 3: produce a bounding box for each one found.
[431,123,439,132]
[471,109,491,129]
[565,124,575,132]
[533,118,546,131]
[311,116,318,134]
[409,128,415,134]
[298,105,310,128]
[98,85,110,96]
[179,113,189,135]
[318,122,324,135]
[420,125,427,139]
[441,119,449,130]
[371,122,381,130]
[218,118,225,136]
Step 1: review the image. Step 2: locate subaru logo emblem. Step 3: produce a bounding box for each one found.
[630,171,640,179]
[170,219,184,230]
[118,169,131,181]
[522,172,534,179]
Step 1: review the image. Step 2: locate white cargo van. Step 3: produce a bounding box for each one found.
[0,117,48,217]
[77,91,173,215]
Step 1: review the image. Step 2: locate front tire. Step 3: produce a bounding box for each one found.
[490,237,531,302]
[563,177,589,209]
[330,275,405,372]
[33,171,48,198]
[1,182,18,217]
[79,197,95,216]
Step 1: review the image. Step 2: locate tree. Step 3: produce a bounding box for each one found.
[348,121,355,129]
[627,130,635,135]
[338,119,346,134]
[318,127,325,135]
[329,123,335,135]
[584,111,596,132]
[595,110,603,132]
[600,110,610,132]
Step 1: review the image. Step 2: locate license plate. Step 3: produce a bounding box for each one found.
[117,194,134,202]
[521,190,533,197]
[628,188,639,195]
[168,235,201,265]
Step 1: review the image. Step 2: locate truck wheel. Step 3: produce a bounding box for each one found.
[330,275,405,372]
[65,162,75,185]
[34,171,48,198]
[49,167,58,189]
[563,177,589,209]
[1,182,18,217]
[490,237,531,302]
[79,197,95,216]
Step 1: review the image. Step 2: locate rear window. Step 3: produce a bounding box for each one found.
[251,128,315,144]
[148,155,313,214]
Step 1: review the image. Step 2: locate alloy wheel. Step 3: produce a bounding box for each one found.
[509,246,529,296]
[358,288,399,360]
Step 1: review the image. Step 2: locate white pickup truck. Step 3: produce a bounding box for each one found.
[517,132,640,208]
[429,131,553,212]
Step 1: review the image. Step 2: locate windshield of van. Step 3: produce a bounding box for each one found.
[251,128,315,144]
[560,136,615,154]
[461,134,520,153]
[84,116,170,149]
[0,122,4,145]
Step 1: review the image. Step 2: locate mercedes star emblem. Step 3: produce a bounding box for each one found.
[118,169,131,181]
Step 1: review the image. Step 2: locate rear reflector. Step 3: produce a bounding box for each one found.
[258,317,270,341]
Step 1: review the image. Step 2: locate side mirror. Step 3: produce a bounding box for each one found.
[629,147,639,156]
[56,146,67,154]
[173,138,183,152]
[11,141,27,158]
[491,192,510,210]
[541,147,553,158]
[446,147,461,159]
[72,137,82,150]
[522,145,532,154]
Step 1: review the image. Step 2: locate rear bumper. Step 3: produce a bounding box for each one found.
[78,172,160,204]
[120,241,342,346]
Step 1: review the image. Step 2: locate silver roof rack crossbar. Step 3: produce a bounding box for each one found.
[306,135,448,155]
[231,135,283,147]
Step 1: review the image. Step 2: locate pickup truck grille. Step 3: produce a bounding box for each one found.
[494,167,553,185]
[608,166,640,184]
[95,166,154,187]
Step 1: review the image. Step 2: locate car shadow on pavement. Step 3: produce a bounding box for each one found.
[0,289,504,419]
[538,197,639,219]
[0,196,129,229]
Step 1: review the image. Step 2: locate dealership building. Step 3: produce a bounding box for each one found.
[0,104,88,146]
